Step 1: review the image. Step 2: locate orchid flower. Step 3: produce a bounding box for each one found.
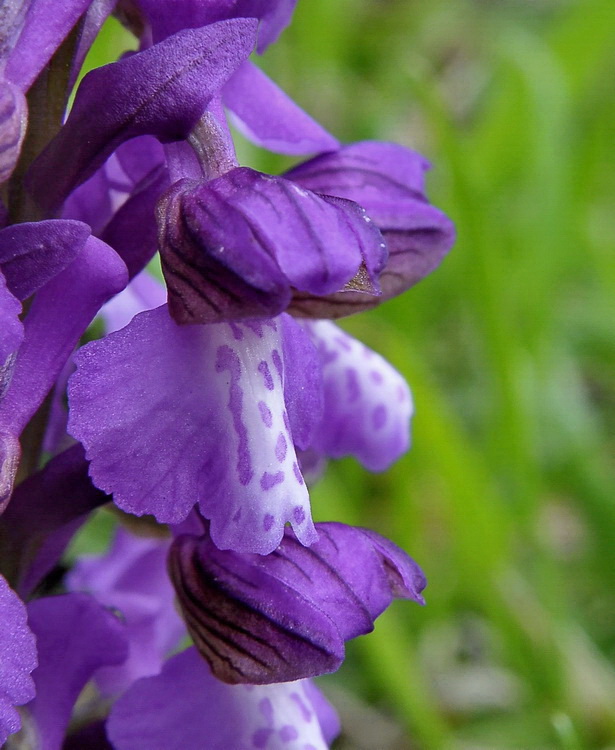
[0,0,454,745]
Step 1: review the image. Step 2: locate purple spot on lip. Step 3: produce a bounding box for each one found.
[245,320,264,337]
[372,404,387,429]
[263,513,275,531]
[397,384,407,402]
[290,692,312,722]
[279,725,299,741]
[228,323,243,340]
[258,401,273,428]
[282,411,290,431]
[370,369,384,385]
[334,335,352,352]
[293,505,305,524]
[318,340,338,364]
[346,367,361,402]
[259,698,274,720]
[271,348,283,381]
[216,345,253,485]
[258,360,274,390]
[275,432,287,462]
[261,471,285,490]
[293,462,304,485]
[252,728,272,748]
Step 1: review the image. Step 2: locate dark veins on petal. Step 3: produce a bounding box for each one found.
[168,522,425,684]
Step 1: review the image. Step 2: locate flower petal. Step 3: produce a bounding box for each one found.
[0,444,108,598]
[4,0,91,92]
[101,164,169,279]
[252,0,297,52]
[131,0,296,51]
[303,320,413,471]
[287,141,455,316]
[168,522,425,684]
[67,528,185,695]
[68,307,316,553]
[24,593,128,750]
[68,0,117,90]
[100,270,166,334]
[27,19,258,213]
[0,236,127,438]
[223,61,339,155]
[0,574,36,746]
[0,268,23,367]
[158,168,385,325]
[0,219,90,300]
[280,315,323,450]
[108,648,334,750]
[285,140,431,201]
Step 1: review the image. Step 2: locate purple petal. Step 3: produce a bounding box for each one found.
[107,647,334,750]
[101,270,166,334]
[0,236,127,439]
[27,19,258,213]
[25,594,128,750]
[115,135,165,185]
[67,528,184,695]
[101,164,168,279]
[0,2,29,62]
[61,162,115,234]
[0,574,36,746]
[4,0,91,92]
[286,140,431,200]
[0,79,27,184]
[0,219,90,300]
[0,444,108,597]
[132,0,296,51]
[287,141,455,316]
[158,168,385,325]
[304,680,341,745]
[252,0,297,52]
[0,268,23,366]
[158,176,290,325]
[303,320,413,471]
[68,0,117,90]
[61,136,165,234]
[280,315,323,450]
[169,522,425,684]
[68,307,316,553]
[223,61,339,155]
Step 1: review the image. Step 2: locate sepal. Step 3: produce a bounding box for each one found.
[168,522,425,684]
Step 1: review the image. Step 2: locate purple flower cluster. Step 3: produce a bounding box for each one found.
[0,1,454,747]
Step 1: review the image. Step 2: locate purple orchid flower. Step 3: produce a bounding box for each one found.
[0,0,455,744]
[66,522,341,746]
[65,516,421,741]
[67,268,414,554]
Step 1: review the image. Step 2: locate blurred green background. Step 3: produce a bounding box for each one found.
[85,1,615,747]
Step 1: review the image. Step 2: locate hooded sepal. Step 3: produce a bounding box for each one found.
[168,522,425,684]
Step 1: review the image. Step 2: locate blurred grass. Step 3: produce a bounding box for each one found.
[262,1,615,747]
[82,2,615,747]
